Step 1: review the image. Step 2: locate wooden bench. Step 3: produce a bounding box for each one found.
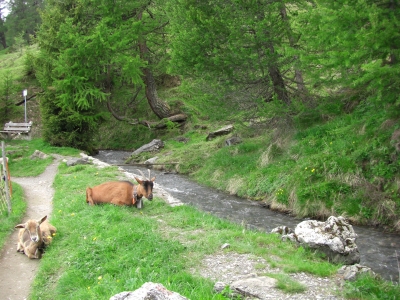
[0,121,33,140]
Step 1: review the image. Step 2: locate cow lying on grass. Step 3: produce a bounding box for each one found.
[86,170,156,209]
[15,215,57,259]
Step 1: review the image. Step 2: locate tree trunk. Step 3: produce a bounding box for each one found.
[0,16,6,49]
[267,43,290,105]
[137,11,171,119]
[141,64,172,119]
[0,31,6,49]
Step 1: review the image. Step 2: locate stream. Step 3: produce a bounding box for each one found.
[94,150,400,283]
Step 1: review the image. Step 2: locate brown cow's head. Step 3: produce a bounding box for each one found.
[15,215,47,243]
[135,176,156,200]
[135,169,156,200]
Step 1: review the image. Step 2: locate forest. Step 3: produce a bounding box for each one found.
[0,0,399,230]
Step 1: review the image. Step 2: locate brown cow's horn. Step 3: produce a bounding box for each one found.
[137,169,148,180]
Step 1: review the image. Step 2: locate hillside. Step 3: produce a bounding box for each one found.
[1,47,399,233]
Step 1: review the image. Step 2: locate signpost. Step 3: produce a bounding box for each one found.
[23,89,27,122]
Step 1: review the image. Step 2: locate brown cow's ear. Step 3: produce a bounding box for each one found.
[135,177,143,184]
[39,215,47,224]
[15,224,25,229]
[151,177,156,182]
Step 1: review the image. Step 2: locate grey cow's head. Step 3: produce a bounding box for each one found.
[15,215,47,242]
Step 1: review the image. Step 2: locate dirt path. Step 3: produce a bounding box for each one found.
[0,158,60,300]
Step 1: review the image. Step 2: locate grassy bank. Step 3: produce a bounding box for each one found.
[0,139,399,299]
[133,99,400,232]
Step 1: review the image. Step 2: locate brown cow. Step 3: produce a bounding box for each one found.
[15,215,57,259]
[86,173,156,209]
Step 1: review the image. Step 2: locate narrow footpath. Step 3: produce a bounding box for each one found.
[0,159,60,300]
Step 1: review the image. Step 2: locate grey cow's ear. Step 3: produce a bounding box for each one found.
[39,215,47,224]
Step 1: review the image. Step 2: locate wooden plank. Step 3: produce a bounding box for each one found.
[2,121,32,134]
[2,128,31,131]
[112,163,179,166]
[4,123,32,126]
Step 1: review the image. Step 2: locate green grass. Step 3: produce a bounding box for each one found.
[343,274,400,300]
[5,138,80,177]
[23,146,341,299]
[0,133,397,300]
[26,157,398,300]
[0,48,27,80]
[267,273,307,293]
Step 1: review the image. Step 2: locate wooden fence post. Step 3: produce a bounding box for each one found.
[2,141,11,214]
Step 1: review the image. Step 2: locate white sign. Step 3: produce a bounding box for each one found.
[23,89,28,97]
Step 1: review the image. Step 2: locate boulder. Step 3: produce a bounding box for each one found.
[294,216,360,265]
[272,217,360,265]
[132,139,164,155]
[271,226,298,243]
[271,225,294,235]
[65,157,91,167]
[206,125,234,141]
[145,156,159,165]
[215,274,278,299]
[213,281,227,293]
[337,264,375,281]
[225,136,242,146]
[30,150,48,159]
[110,282,188,300]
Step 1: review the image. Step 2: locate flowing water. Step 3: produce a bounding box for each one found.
[95,150,400,282]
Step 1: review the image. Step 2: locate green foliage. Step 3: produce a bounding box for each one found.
[0,71,20,124]
[23,46,39,76]
[35,0,171,152]
[166,0,297,104]
[10,32,26,54]
[39,91,103,154]
[0,45,39,124]
[4,0,44,47]
[171,79,253,122]
[298,0,400,106]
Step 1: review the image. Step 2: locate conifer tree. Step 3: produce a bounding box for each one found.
[298,0,400,106]
[166,0,306,105]
[5,0,43,46]
[35,0,174,152]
